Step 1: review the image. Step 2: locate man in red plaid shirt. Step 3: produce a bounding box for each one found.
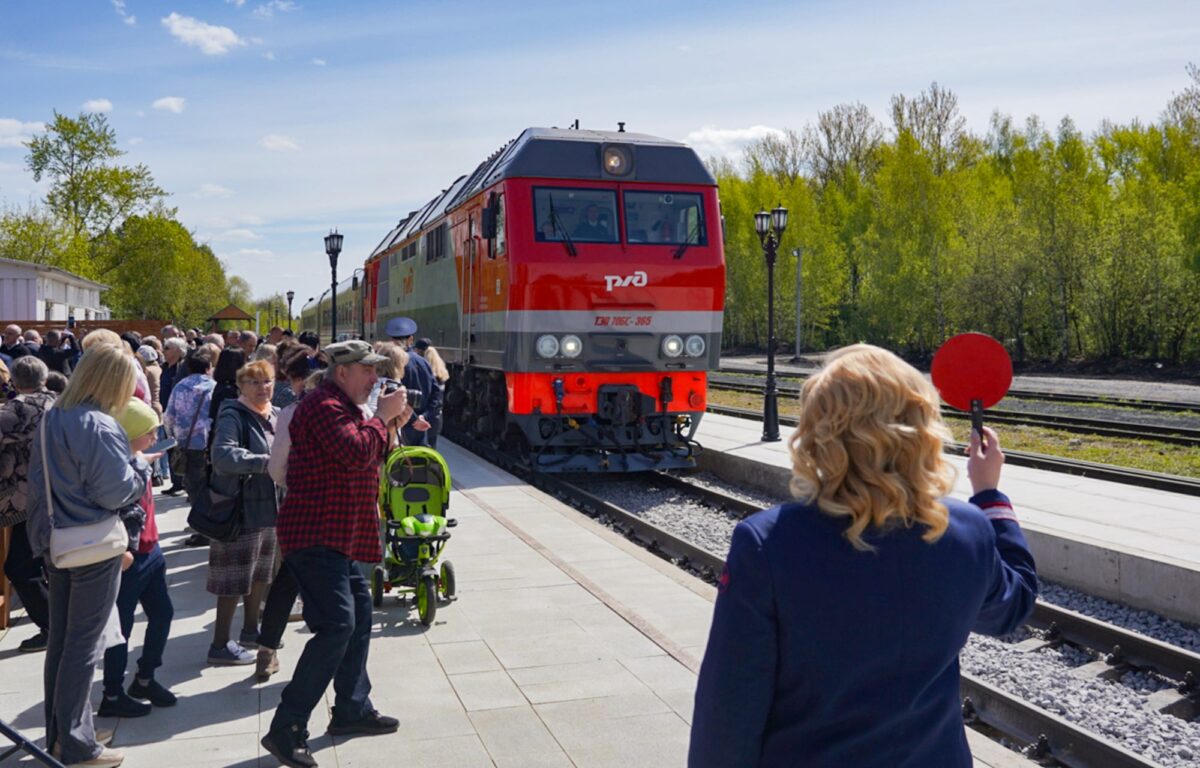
[263,340,411,768]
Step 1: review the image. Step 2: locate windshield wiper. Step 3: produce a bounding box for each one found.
[548,198,577,257]
[673,219,701,259]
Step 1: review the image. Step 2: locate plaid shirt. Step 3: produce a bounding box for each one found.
[275,379,388,561]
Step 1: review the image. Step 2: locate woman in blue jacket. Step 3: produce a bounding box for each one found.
[27,342,150,768]
[689,344,1037,768]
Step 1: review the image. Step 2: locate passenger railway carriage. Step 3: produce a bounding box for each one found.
[311,127,726,472]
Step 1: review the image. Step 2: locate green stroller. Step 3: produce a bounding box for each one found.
[372,445,457,625]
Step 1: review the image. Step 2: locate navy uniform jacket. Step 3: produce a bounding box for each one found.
[400,352,439,447]
[689,490,1036,768]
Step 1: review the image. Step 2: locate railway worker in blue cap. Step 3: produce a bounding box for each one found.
[384,317,435,446]
[689,344,1037,768]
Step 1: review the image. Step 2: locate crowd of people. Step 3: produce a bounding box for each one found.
[0,317,449,768]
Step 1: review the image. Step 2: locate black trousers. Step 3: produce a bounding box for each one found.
[4,519,50,631]
[257,560,298,650]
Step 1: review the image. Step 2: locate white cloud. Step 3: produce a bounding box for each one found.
[253,1,298,20]
[684,125,785,160]
[230,248,273,258]
[136,110,145,118]
[678,45,691,52]
[161,12,245,55]
[263,51,276,61]
[194,183,233,199]
[311,57,326,66]
[0,118,44,147]
[152,96,186,114]
[111,0,135,25]
[128,137,144,146]
[226,0,246,6]
[219,228,262,242]
[260,134,300,151]
[82,98,113,113]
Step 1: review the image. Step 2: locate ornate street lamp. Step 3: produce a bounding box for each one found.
[325,229,343,341]
[286,290,295,331]
[755,204,788,442]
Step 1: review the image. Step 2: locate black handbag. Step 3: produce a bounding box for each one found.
[186,407,247,543]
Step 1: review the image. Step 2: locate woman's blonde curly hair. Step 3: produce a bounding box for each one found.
[788,344,955,551]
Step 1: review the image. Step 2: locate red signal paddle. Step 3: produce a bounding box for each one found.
[930,333,1013,441]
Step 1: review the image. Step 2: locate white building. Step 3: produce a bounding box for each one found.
[0,257,110,322]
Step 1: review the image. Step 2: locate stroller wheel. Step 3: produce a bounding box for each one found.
[439,560,456,601]
[372,566,385,608]
[416,575,438,626]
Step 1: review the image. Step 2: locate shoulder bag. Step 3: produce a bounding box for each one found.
[41,418,128,569]
[186,407,246,542]
[169,389,207,478]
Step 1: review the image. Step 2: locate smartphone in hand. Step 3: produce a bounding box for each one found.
[148,437,177,455]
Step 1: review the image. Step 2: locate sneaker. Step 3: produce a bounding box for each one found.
[18,630,47,653]
[327,709,399,736]
[261,725,317,768]
[238,628,259,649]
[68,747,125,767]
[207,641,254,666]
[151,476,163,487]
[162,485,184,496]
[97,691,151,719]
[182,533,208,547]
[255,648,279,682]
[128,677,177,707]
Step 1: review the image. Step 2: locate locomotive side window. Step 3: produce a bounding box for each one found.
[533,187,618,243]
[494,193,506,256]
[624,191,706,246]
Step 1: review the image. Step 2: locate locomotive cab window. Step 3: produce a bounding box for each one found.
[533,187,618,243]
[624,191,706,246]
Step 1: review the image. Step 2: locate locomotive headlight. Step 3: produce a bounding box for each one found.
[560,334,583,358]
[601,144,634,178]
[536,334,560,358]
[661,334,684,358]
[685,335,706,357]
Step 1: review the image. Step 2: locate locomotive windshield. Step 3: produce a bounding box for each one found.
[533,187,618,243]
[624,191,706,246]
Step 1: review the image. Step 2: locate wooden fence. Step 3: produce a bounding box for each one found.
[0,320,169,340]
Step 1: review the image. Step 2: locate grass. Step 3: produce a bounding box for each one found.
[708,389,1200,479]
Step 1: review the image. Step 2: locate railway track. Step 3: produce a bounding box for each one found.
[714,370,1200,416]
[708,375,1200,447]
[706,403,1200,497]
[448,430,1197,767]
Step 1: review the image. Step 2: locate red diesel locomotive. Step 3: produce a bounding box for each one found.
[359,126,725,472]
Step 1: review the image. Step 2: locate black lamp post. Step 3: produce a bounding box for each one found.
[325,229,343,342]
[755,204,788,442]
[286,290,294,331]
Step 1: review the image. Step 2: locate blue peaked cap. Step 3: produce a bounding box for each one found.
[386,316,418,338]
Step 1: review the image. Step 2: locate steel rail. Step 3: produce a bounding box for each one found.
[708,378,1200,446]
[705,404,1200,497]
[713,369,1200,415]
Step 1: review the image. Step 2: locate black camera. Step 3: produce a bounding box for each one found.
[380,378,423,411]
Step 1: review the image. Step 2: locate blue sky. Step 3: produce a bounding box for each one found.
[2,0,1198,308]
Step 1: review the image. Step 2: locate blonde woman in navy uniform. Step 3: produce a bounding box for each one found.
[689,344,1037,768]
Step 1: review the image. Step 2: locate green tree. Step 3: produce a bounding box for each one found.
[25,111,166,241]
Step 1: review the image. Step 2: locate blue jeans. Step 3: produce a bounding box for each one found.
[269,547,374,733]
[154,425,171,480]
[103,544,174,696]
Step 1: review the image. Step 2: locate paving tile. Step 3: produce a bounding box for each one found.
[509,660,650,704]
[432,640,503,675]
[114,729,262,767]
[336,732,497,767]
[448,670,527,711]
[533,690,673,727]
[618,655,697,692]
[549,711,691,768]
[468,704,561,759]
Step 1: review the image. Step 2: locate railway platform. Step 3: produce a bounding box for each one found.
[0,443,1033,767]
[692,410,1200,625]
[719,356,1200,406]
